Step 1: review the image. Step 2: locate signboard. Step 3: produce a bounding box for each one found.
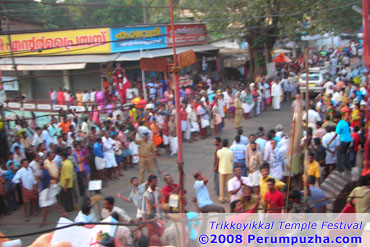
[23,103,36,110]
[177,50,196,68]
[2,77,19,91]
[140,58,167,72]
[167,24,207,47]
[110,26,167,53]
[0,28,111,56]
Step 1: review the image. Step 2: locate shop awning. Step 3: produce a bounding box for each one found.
[0,63,87,71]
[116,44,219,61]
[0,54,119,65]
[0,45,219,69]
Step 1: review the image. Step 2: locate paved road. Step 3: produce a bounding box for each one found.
[0,100,294,245]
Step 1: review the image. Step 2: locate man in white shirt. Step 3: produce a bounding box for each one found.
[29,153,42,184]
[332,90,343,106]
[303,105,322,133]
[81,118,89,136]
[102,131,118,179]
[82,90,90,105]
[147,78,157,100]
[323,80,335,95]
[101,196,131,222]
[271,79,282,110]
[90,88,96,103]
[49,88,57,105]
[12,159,37,221]
[32,127,44,151]
[64,89,70,104]
[228,166,252,202]
[322,126,340,178]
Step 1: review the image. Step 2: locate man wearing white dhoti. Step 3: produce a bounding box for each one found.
[271,79,282,110]
[168,115,178,157]
[102,131,118,179]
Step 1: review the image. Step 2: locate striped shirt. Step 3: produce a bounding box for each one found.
[230,143,246,162]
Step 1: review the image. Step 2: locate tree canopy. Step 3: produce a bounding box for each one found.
[0,0,363,78]
[182,0,362,78]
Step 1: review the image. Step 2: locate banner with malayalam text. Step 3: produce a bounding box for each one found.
[0,28,111,56]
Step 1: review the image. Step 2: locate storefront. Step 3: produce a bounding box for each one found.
[0,23,219,100]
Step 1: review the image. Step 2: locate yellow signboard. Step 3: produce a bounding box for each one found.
[0,28,111,56]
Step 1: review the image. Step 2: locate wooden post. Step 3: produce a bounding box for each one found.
[303,48,309,205]
[5,17,23,117]
[286,109,296,212]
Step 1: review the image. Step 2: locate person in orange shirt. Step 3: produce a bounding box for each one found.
[58,117,71,134]
[56,88,65,105]
[150,118,162,150]
[336,80,345,91]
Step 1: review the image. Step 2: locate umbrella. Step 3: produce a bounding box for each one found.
[273,48,292,54]
[273,53,292,63]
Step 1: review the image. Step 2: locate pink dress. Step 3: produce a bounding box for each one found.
[92,109,100,124]
[95,91,104,109]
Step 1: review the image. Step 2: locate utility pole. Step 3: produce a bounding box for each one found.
[169,1,186,247]
[303,48,309,205]
[142,0,147,24]
[1,7,23,117]
[0,70,9,149]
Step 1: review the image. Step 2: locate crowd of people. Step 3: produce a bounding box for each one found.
[0,47,369,246]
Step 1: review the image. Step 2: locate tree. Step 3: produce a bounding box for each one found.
[182,0,362,80]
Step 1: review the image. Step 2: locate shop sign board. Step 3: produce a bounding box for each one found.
[1,77,19,91]
[140,58,168,72]
[178,50,196,68]
[110,26,167,53]
[0,28,111,56]
[167,24,207,47]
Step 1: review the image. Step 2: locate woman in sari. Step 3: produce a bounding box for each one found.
[150,118,162,152]
[226,90,235,119]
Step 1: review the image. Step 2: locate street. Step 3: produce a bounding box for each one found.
[0,100,293,245]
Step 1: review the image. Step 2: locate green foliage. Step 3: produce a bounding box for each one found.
[181,0,361,78]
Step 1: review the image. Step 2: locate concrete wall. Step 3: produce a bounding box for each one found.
[31,70,63,100]
[70,63,101,93]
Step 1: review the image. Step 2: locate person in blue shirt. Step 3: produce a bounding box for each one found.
[303,176,327,213]
[327,113,352,172]
[193,171,225,213]
[93,137,106,182]
[6,153,20,170]
[10,136,25,156]
[180,87,185,98]
[160,79,167,98]
[5,162,18,212]
[256,131,267,156]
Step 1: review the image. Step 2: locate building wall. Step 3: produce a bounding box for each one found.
[70,63,101,93]
[1,18,43,31]
[31,70,63,100]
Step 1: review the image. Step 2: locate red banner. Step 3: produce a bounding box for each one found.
[167,24,207,47]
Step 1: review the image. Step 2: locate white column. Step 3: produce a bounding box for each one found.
[22,71,33,100]
[62,70,71,90]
